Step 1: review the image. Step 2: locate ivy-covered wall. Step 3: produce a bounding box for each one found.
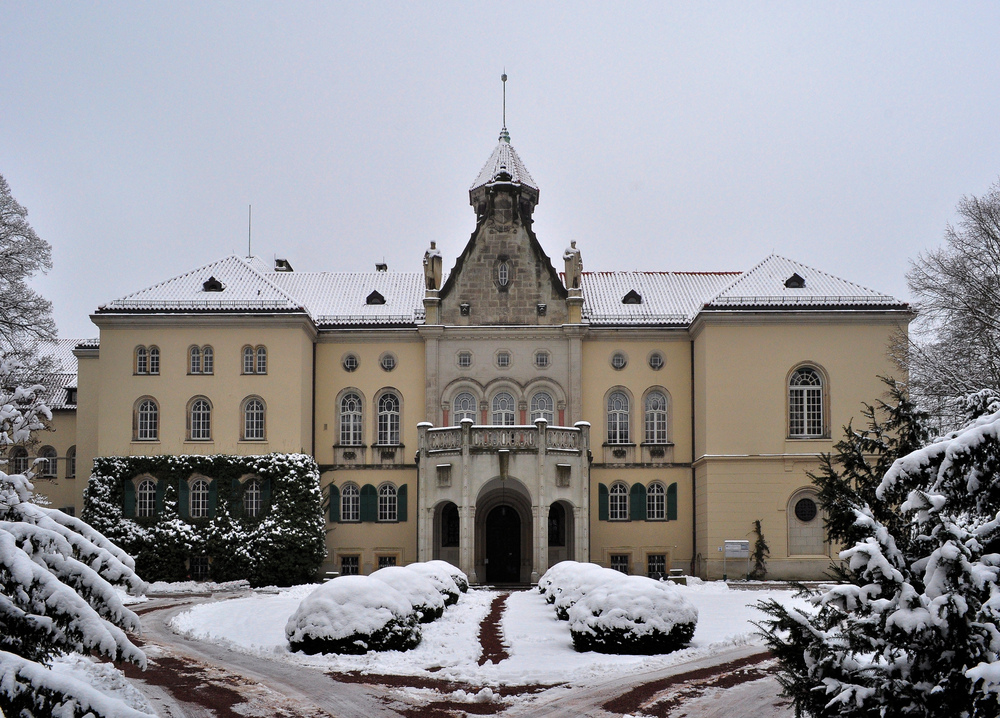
[82,453,327,587]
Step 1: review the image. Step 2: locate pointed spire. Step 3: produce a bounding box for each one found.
[500,71,509,142]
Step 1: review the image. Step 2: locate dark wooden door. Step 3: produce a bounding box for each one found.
[485,505,520,583]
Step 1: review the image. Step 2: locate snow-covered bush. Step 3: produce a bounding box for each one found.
[370,566,446,623]
[549,563,622,620]
[538,560,597,603]
[758,403,1000,717]
[285,575,421,654]
[402,561,462,606]
[1,352,152,718]
[83,453,326,587]
[424,559,468,593]
[568,576,698,654]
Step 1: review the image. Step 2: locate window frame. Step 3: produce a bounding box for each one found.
[530,391,554,424]
[376,391,401,446]
[37,446,58,477]
[135,397,159,441]
[241,396,266,441]
[137,478,156,518]
[607,390,631,444]
[452,391,477,425]
[340,391,364,446]
[189,346,202,374]
[256,346,267,374]
[646,481,666,521]
[377,483,398,522]
[188,396,212,441]
[491,391,516,425]
[190,478,210,518]
[788,366,825,438]
[644,390,669,444]
[66,445,76,478]
[243,478,263,518]
[609,481,629,521]
[8,447,29,475]
[341,483,360,522]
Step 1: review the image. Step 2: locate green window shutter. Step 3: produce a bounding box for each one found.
[667,482,678,521]
[397,484,407,522]
[329,484,340,523]
[261,478,272,512]
[598,483,609,521]
[630,483,647,521]
[208,480,218,517]
[360,484,377,522]
[178,480,189,519]
[155,479,167,514]
[231,477,243,516]
[123,480,136,518]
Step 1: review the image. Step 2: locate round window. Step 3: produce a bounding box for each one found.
[611,352,628,370]
[794,498,818,522]
[648,352,664,370]
[342,354,359,372]
[380,353,397,372]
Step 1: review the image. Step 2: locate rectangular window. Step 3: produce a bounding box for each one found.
[378,555,397,569]
[190,555,210,580]
[647,554,666,580]
[149,349,159,375]
[340,555,359,576]
[610,554,630,575]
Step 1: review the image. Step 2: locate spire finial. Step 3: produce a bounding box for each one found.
[499,71,510,143]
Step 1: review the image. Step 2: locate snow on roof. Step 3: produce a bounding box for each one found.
[580,272,739,325]
[705,255,906,310]
[99,256,304,313]
[470,135,538,192]
[269,272,426,326]
[32,339,82,409]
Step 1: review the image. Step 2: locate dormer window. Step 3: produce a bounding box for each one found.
[785,273,806,289]
[203,276,224,292]
[366,290,386,305]
[622,289,643,305]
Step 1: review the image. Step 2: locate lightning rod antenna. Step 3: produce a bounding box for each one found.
[248,205,252,257]
[501,70,507,130]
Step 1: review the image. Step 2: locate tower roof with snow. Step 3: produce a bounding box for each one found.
[470,129,538,195]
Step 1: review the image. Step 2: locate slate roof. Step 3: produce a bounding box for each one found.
[470,132,538,192]
[97,253,904,330]
[33,339,83,409]
[99,256,304,313]
[581,272,740,325]
[705,255,906,310]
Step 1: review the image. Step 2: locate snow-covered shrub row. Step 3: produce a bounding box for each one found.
[538,561,698,654]
[405,560,462,605]
[82,453,326,587]
[285,561,468,654]
[568,576,698,654]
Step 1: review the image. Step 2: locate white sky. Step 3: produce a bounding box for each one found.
[3,2,1000,340]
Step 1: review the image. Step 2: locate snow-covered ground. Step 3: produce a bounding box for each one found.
[170,579,812,686]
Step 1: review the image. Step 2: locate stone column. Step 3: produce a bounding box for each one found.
[533,418,548,583]
[459,418,476,583]
[417,422,432,562]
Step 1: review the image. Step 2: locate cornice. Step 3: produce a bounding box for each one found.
[688,308,914,338]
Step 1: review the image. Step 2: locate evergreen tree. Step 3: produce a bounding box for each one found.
[748,519,769,581]
[757,386,1000,717]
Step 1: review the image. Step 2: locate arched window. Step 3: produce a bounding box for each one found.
[148,347,160,375]
[647,481,666,520]
[243,478,262,517]
[8,447,28,475]
[135,346,148,374]
[491,391,516,425]
[189,397,212,440]
[340,392,363,446]
[341,483,360,522]
[453,392,477,424]
[38,446,57,477]
[242,397,265,440]
[789,367,824,437]
[377,392,401,445]
[136,398,159,441]
[607,391,630,444]
[378,483,398,522]
[242,346,255,375]
[189,346,202,374]
[644,391,668,444]
[609,482,629,521]
[66,445,76,478]
[202,346,214,374]
[530,392,554,424]
[137,478,156,518]
[256,346,267,374]
[190,478,210,518]
[548,503,566,546]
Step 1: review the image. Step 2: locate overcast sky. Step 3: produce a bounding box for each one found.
[3,2,1000,340]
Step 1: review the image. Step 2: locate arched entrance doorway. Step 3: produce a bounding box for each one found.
[475,476,532,584]
[485,505,521,582]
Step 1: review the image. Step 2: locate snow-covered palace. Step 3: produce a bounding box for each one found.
[46,127,910,582]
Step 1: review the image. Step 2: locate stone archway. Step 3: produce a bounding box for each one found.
[475,476,533,584]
